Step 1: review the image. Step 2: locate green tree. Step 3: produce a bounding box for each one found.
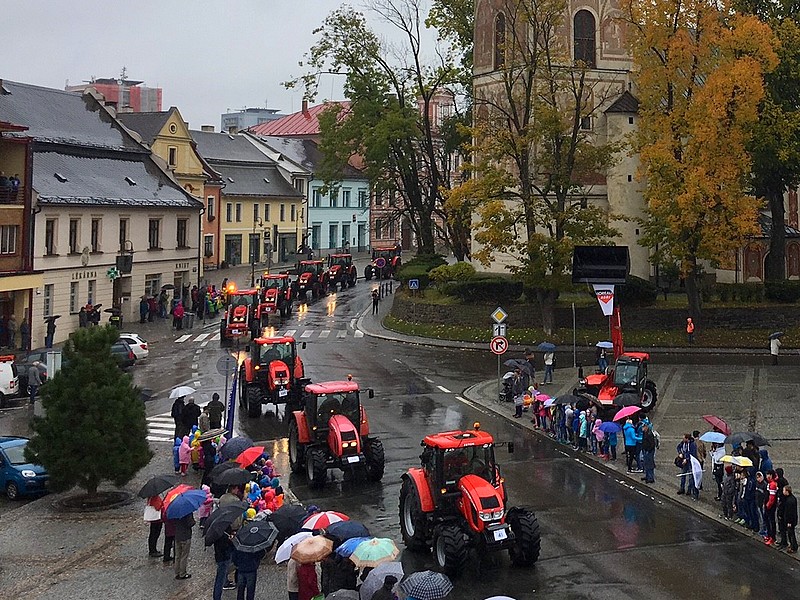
[627,0,778,320]
[26,326,152,496]
[463,0,621,334]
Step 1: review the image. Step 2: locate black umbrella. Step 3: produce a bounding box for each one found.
[575,396,593,412]
[137,474,179,499]
[554,394,583,406]
[210,461,240,481]
[104,307,121,314]
[233,520,279,553]
[399,571,453,600]
[220,436,254,461]
[215,467,253,486]
[271,504,309,538]
[769,331,785,340]
[203,501,249,546]
[325,520,371,544]
[161,284,176,290]
[612,393,641,408]
[725,431,770,447]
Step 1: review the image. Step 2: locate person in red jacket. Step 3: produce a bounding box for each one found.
[764,470,779,545]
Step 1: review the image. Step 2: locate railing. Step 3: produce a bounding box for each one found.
[0,184,26,206]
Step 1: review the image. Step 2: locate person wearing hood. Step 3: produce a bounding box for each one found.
[759,448,774,473]
[178,436,192,476]
[172,437,182,475]
[593,418,606,458]
[721,465,737,520]
[181,397,202,433]
[640,423,657,484]
[207,392,225,429]
[171,396,186,438]
[623,419,642,473]
[578,411,589,452]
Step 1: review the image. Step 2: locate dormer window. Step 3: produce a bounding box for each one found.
[125,176,137,186]
[54,173,68,182]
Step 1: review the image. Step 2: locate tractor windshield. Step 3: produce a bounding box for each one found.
[337,258,351,268]
[316,391,360,428]
[299,264,317,275]
[442,445,494,483]
[233,294,256,307]
[614,361,640,387]
[258,341,295,366]
[261,277,284,289]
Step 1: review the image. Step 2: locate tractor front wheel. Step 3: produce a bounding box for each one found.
[363,437,385,482]
[364,267,372,281]
[640,381,658,412]
[399,478,429,551]
[507,507,541,567]
[435,525,469,577]
[306,448,328,489]
[288,419,305,474]
[246,387,262,418]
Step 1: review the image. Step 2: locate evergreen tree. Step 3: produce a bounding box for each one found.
[25,326,152,496]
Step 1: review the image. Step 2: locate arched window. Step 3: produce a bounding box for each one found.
[494,13,506,70]
[574,10,596,67]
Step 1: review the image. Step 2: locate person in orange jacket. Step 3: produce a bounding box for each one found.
[686,317,695,344]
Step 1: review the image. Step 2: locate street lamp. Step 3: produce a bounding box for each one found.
[250,218,264,287]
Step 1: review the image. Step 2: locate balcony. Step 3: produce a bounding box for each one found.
[0,183,25,206]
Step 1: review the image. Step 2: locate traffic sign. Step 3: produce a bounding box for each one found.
[408,279,420,290]
[490,335,509,355]
[375,257,387,268]
[491,306,508,324]
[492,323,507,337]
[216,355,237,377]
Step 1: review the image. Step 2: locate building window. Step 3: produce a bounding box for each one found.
[43,284,54,317]
[264,204,270,222]
[358,190,368,208]
[144,274,161,298]
[290,204,296,222]
[580,116,592,130]
[342,189,351,207]
[119,218,128,251]
[280,204,286,222]
[207,196,215,220]
[204,234,214,258]
[69,218,80,254]
[226,202,233,222]
[375,219,383,240]
[253,204,259,223]
[177,218,188,248]
[494,13,506,70]
[70,281,79,314]
[312,188,322,208]
[91,218,101,252]
[0,225,17,254]
[235,203,242,222]
[329,224,338,248]
[168,146,177,167]
[293,179,305,195]
[87,280,95,305]
[388,189,396,207]
[45,219,57,255]
[374,191,383,207]
[574,10,597,67]
[148,218,161,249]
[331,190,338,208]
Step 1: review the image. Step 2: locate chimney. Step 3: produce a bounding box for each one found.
[201,125,215,132]
[302,99,309,118]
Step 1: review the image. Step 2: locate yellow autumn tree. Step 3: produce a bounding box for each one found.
[627,0,778,320]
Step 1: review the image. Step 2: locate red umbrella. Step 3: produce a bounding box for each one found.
[612,406,641,422]
[303,510,350,530]
[162,484,194,514]
[702,415,731,436]
[235,445,266,467]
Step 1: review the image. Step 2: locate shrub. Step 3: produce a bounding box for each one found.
[616,275,658,307]
[445,276,523,303]
[398,254,447,274]
[429,262,477,284]
[765,280,800,303]
[716,283,734,302]
[397,265,431,289]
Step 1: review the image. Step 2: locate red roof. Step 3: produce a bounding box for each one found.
[305,381,360,395]
[248,101,351,137]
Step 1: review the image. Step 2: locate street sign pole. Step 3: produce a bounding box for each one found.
[497,351,501,404]
[490,308,509,403]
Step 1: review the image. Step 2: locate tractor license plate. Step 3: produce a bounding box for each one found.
[266,307,273,312]
[346,456,360,464]
[278,389,288,397]
[493,529,508,542]
[231,330,241,335]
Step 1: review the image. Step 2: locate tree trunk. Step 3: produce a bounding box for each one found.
[684,258,703,325]
[86,477,98,497]
[765,187,786,282]
[536,288,559,335]
[416,212,437,255]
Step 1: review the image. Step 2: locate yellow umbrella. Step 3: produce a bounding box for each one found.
[732,456,753,467]
[290,534,333,564]
[720,455,735,463]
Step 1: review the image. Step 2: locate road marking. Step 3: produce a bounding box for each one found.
[175,334,192,343]
[200,341,209,347]
[284,329,297,337]
[424,377,434,383]
[319,330,330,338]
[301,330,313,338]
[147,435,173,442]
[349,318,356,329]
[194,381,201,386]
[354,330,364,338]
[194,332,210,342]
[191,364,198,370]
[337,330,347,338]
[437,385,452,394]
[574,458,605,475]
[210,333,220,341]
[455,396,466,402]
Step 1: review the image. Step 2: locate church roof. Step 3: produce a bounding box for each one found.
[605,91,640,114]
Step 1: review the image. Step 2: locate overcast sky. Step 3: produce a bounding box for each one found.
[3,0,437,129]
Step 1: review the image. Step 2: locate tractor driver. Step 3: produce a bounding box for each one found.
[443,449,469,481]
[317,394,343,427]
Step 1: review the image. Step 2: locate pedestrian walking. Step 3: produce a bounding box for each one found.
[676,433,698,499]
[641,423,657,483]
[171,396,186,438]
[783,485,798,554]
[208,392,225,429]
[178,436,192,476]
[607,430,618,461]
[232,545,266,600]
[199,406,211,433]
[139,296,149,324]
[181,397,201,433]
[770,335,781,365]
[524,348,537,383]
[7,314,16,349]
[623,418,642,472]
[173,300,185,330]
[371,288,380,315]
[173,512,194,579]
[44,316,57,348]
[543,350,554,384]
[143,495,164,558]
[686,317,695,344]
[27,362,42,405]
[213,528,237,598]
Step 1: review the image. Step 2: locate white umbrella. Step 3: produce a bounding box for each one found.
[360,561,404,600]
[689,455,703,489]
[170,385,196,399]
[274,531,313,563]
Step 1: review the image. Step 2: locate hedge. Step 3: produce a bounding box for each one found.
[443,277,523,303]
[397,265,431,289]
[616,275,658,307]
[714,283,765,303]
[764,280,800,303]
[429,262,477,284]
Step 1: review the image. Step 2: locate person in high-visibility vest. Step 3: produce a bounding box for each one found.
[686,317,695,344]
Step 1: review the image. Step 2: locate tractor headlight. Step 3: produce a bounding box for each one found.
[479,512,494,522]
[579,379,586,386]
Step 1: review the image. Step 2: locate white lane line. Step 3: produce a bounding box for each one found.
[147,435,173,442]
[301,330,314,338]
[194,333,210,342]
[437,385,452,394]
[349,318,356,329]
[191,364,198,370]
[175,334,192,343]
[354,330,364,338]
[210,333,220,341]
[194,381,201,386]
[337,330,347,338]
[284,329,297,337]
[575,458,605,475]
[455,396,466,402]
[319,330,331,338]
[424,377,434,383]
[200,341,209,348]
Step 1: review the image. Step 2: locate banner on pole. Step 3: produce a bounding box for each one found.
[592,284,615,317]
[226,371,238,439]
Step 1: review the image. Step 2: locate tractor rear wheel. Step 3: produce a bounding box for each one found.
[219,322,230,347]
[399,478,429,551]
[306,448,328,489]
[363,437,385,482]
[288,419,305,474]
[507,507,541,567]
[435,525,469,577]
[247,387,262,418]
[640,381,658,412]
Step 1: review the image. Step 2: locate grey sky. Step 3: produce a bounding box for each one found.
[3,0,434,129]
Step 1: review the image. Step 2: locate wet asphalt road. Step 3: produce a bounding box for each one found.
[3,282,800,596]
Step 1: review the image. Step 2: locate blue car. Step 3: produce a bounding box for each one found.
[0,436,48,500]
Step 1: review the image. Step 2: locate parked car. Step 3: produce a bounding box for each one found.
[0,436,48,499]
[0,355,19,407]
[118,333,149,360]
[111,340,137,370]
[14,350,50,395]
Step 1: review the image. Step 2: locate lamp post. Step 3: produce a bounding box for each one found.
[250,217,264,287]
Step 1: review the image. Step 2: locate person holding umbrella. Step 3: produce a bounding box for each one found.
[232,521,278,600]
[538,342,556,384]
[769,332,783,365]
[676,433,699,500]
[138,475,179,558]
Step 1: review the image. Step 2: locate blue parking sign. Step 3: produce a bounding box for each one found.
[408,279,420,290]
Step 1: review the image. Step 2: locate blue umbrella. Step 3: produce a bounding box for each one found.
[596,341,614,349]
[598,421,622,434]
[165,488,208,519]
[334,536,373,558]
[699,431,726,444]
[537,342,556,352]
[326,520,370,543]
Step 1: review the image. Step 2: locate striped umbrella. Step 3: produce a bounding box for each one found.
[303,510,349,530]
[399,571,453,600]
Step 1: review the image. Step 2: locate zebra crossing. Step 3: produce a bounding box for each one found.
[146,412,178,443]
[173,328,364,344]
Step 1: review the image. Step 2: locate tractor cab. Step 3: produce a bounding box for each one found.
[328,254,353,269]
[365,247,401,280]
[257,273,292,322]
[252,336,302,377]
[259,273,290,291]
[421,428,501,500]
[302,381,372,434]
[613,353,649,390]
[372,246,400,261]
[297,260,325,277]
[325,254,356,291]
[221,289,260,342]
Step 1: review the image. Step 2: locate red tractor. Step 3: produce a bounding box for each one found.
[399,424,541,577]
[364,246,401,280]
[293,260,327,301]
[257,273,293,326]
[239,336,308,418]
[575,307,657,414]
[288,379,384,489]
[219,289,261,346]
[324,254,357,292]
